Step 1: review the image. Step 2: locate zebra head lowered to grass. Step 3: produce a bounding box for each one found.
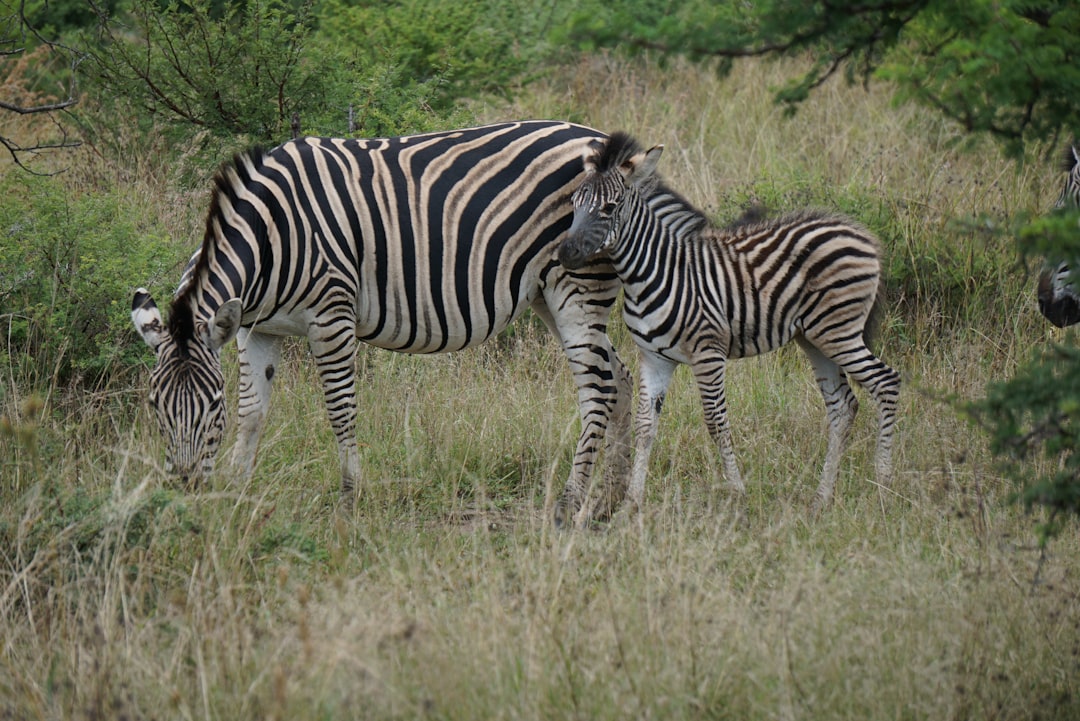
[558,132,900,512]
[1037,146,1080,328]
[132,121,633,527]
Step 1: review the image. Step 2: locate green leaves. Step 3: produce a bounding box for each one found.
[569,0,1080,158]
[879,2,1080,157]
[0,173,175,389]
[91,0,323,140]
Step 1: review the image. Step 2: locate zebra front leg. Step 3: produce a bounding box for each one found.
[798,339,858,512]
[691,358,745,495]
[554,338,625,528]
[628,353,678,509]
[230,329,283,482]
[595,350,633,520]
[308,319,363,504]
[536,294,630,528]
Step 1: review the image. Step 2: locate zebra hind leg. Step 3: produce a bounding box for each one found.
[866,361,900,489]
[531,284,637,528]
[307,316,363,506]
[555,336,627,529]
[798,338,858,512]
[822,340,901,498]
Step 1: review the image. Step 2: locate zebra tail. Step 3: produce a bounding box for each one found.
[862,279,886,353]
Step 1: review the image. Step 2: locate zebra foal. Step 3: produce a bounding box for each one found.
[132,121,632,526]
[558,132,900,510]
[1037,145,1080,327]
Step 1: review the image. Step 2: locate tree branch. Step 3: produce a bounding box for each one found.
[0,0,85,171]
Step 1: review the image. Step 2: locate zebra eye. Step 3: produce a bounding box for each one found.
[601,201,618,216]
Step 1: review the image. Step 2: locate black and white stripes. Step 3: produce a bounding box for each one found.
[133,121,631,524]
[559,132,899,509]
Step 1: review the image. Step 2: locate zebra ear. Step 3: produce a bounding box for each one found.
[620,144,664,188]
[132,288,168,351]
[206,298,243,352]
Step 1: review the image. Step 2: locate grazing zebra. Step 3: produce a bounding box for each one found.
[558,132,900,510]
[1037,146,1080,327]
[131,121,632,526]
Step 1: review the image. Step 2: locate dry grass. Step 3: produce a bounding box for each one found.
[3,56,1080,719]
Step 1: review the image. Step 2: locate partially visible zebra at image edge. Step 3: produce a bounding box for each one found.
[558,132,900,511]
[131,121,633,527]
[1037,145,1080,327]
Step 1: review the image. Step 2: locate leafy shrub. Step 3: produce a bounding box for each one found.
[0,173,176,391]
[298,56,474,138]
[89,0,332,141]
[87,0,552,144]
[314,0,567,115]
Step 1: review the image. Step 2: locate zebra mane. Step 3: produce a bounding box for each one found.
[166,300,196,357]
[590,131,644,174]
[723,204,771,230]
[168,146,268,348]
[714,208,877,253]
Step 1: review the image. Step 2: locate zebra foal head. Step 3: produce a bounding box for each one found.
[559,133,664,270]
[132,288,242,483]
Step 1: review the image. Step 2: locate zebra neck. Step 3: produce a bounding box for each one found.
[611,191,709,282]
[176,245,252,324]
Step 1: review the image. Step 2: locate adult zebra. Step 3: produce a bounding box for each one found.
[558,132,900,511]
[131,121,631,526]
[1037,146,1080,327]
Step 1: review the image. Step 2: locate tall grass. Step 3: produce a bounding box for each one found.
[2,56,1079,719]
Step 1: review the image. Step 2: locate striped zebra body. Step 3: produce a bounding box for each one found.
[1037,145,1080,327]
[558,133,900,510]
[132,121,632,525]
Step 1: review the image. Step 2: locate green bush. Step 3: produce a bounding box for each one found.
[314,0,567,115]
[87,0,563,144]
[298,55,474,138]
[89,0,332,141]
[0,173,175,391]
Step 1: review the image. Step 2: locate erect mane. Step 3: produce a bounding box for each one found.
[590,131,645,174]
[723,204,771,230]
[716,208,875,250]
[166,298,197,357]
[168,145,268,350]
